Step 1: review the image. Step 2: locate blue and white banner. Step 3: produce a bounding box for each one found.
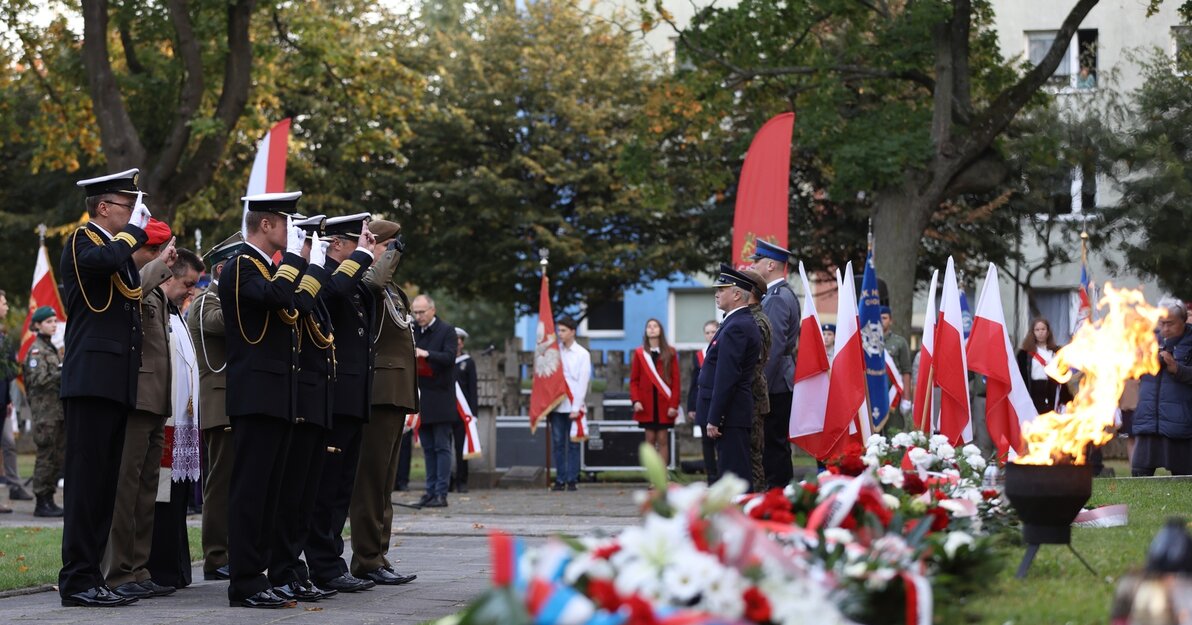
[858,248,889,431]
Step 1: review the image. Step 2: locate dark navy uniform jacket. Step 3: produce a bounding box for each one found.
[696,306,762,429]
[295,264,334,429]
[59,222,148,408]
[219,245,308,421]
[320,251,375,422]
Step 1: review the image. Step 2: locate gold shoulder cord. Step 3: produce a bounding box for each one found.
[72,228,143,313]
[234,256,270,345]
[305,317,336,375]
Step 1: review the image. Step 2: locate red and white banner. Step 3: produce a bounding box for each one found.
[966,263,1038,457]
[634,347,673,399]
[455,383,483,459]
[529,273,569,433]
[569,406,588,443]
[823,262,869,459]
[18,243,67,363]
[935,257,972,445]
[241,118,291,237]
[885,353,904,413]
[912,270,939,432]
[789,262,832,458]
[731,113,794,268]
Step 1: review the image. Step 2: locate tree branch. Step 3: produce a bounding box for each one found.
[80,0,146,169]
[950,0,973,120]
[116,14,144,74]
[151,0,205,187]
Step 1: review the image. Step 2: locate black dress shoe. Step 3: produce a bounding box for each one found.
[229,589,293,608]
[567,483,578,492]
[204,565,230,581]
[317,573,375,593]
[551,482,565,491]
[362,567,417,585]
[300,579,337,600]
[457,483,470,493]
[112,581,153,599]
[422,495,448,508]
[9,486,33,501]
[139,579,176,597]
[272,581,325,602]
[61,586,138,607]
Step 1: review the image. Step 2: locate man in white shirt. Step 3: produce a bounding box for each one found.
[551,316,590,491]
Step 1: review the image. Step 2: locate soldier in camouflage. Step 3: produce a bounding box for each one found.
[24,306,65,517]
[741,270,772,492]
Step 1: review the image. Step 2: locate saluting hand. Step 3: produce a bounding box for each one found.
[131,191,152,229]
[158,236,178,268]
[285,215,305,255]
[358,222,376,250]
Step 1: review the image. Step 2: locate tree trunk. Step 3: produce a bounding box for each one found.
[873,185,934,338]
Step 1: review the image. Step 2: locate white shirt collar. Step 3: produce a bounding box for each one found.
[766,278,785,289]
[722,305,749,319]
[244,241,274,266]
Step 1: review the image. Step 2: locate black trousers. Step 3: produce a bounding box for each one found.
[59,398,127,596]
[394,430,413,490]
[763,392,795,490]
[305,417,364,583]
[700,430,719,484]
[268,423,328,586]
[716,425,752,490]
[227,415,292,600]
[147,478,194,589]
[451,419,469,489]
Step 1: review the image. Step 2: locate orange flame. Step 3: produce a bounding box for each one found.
[1015,284,1162,465]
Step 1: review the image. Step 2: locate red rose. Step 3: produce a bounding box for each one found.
[803,483,819,496]
[592,542,621,560]
[624,595,659,625]
[743,586,773,623]
[902,472,926,495]
[982,489,1000,500]
[749,488,795,523]
[927,506,950,532]
[839,455,867,476]
[586,578,621,611]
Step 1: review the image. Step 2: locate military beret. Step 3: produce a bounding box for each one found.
[31,306,56,324]
[879,306,892,316]
[369,219,400,243]
[821,323,836,333]
[143,218,172,246]
[739,268,767,299]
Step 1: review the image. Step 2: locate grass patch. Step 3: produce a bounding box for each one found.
[0,526,203,591]
[964,478,1192,625]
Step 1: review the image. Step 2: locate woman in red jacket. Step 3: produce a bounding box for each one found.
[631,318,681,466]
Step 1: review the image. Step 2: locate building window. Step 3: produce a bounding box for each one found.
[584,297,624,338]
[1050,163,1097,215]
[1027,29,1098,90]
[670,289,717,348]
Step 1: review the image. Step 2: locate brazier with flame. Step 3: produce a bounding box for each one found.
[1005,285,1163,579]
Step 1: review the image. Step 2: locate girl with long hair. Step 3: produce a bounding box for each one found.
[630,318,681,466]
[1016,317,1072,414]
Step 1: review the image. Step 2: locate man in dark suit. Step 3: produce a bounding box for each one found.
[410,294,457,508]
[349,219,419,585]
[688,320,719,483]
[697,265,763,488]
[219,192,309,609]
[189,232,242,582]
[58,169,153,607]
[301,214,384,594]
[750,239,800,490]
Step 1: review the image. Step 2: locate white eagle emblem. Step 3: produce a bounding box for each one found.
[534,321,561,376]
[860,321,885,357]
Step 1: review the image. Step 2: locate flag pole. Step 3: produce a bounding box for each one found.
[538,247,553,486]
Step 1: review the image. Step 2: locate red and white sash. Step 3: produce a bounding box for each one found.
[455,382,483,459]
[635,347,673,399]
[404,413,421,448]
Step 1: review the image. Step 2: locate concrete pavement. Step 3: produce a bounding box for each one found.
[0,483,646,624]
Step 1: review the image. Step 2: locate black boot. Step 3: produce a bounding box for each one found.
[34,495,64,518]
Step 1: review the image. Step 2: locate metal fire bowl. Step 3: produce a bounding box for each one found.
[1004,462,1094,544]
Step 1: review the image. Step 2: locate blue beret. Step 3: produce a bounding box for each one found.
[821,323,836,332]
[879,306,892,316]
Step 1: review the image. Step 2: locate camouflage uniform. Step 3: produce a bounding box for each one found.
[24,334,64,498]
[748,304,772,491]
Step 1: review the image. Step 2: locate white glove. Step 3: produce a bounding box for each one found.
[285,215,305,255]
[900,399,913,414]
[131,191,151,229]
[310,240,328,267]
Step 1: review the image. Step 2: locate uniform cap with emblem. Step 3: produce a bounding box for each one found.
[143,218,172,246]
[369,219,400,243]
[713,263,756,291]
[748,238,793,264]
[241,191,303,215]
[821,323,836,333]
[203,231,243,267]
[294,214,326,236]
[323,213,371,239]
[76,168,143,198]
[31,306,56,324]
[455,327,469,340]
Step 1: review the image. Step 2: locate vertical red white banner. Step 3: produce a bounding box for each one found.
[731,113,794,268]
[18,243,67,363]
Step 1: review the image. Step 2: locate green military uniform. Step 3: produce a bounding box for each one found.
[748,303,771,491]
[884,330,912,430]
[25,333,64,499]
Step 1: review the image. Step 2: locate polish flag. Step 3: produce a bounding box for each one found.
[529,272,569,433]
[455,382,483,459]
[935,257,972,444]
[885,354,903,413]
[822,262,869,459]
[912,270,939,432]
[966,263,1038,457]
[18,242,67,363]
[789,262,832,458]
[241,118,291,237]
